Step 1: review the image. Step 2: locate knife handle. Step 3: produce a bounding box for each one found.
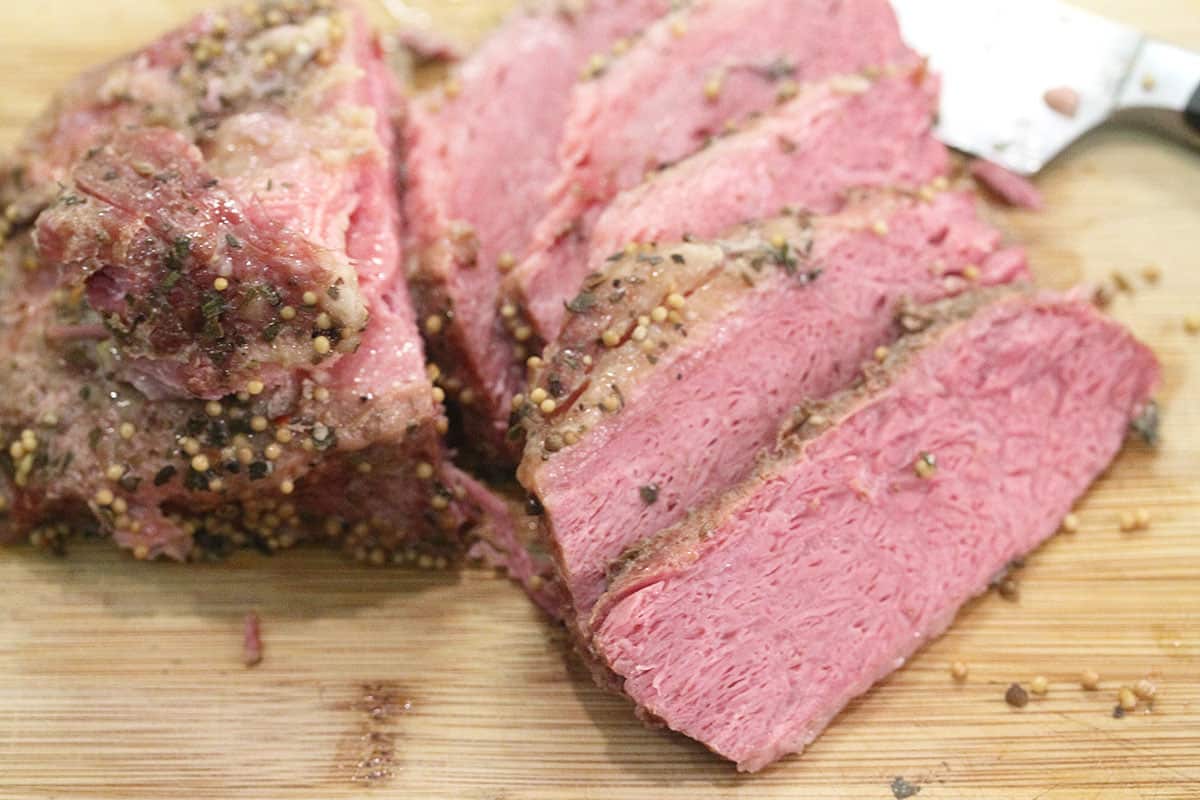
[1116,38,1200,150]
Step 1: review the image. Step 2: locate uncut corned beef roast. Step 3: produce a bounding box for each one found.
[404,0,674,463]
[517,189,1029,628]
[590,289,1160,771]
[0,0,478,562]
[504,0,920,345]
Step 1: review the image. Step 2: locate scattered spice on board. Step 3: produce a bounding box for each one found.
[1080,669,1101,690]
[950,661,968,682]
[1005,683,1029,708]
[639,484,660,505]
[243,611,263,667]
[890,777,921,799]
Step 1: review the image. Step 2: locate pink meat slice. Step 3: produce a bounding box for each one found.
[507,0,919,342]
[591,290,1160,771]
[528,68,947,340]
[404,0,673,461]
[519,191,1030,627]
[970,158,1046,211]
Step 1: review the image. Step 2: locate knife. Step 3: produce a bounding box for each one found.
[891,0,1200,175]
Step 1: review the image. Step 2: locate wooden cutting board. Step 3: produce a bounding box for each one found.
[1,2,1198,798]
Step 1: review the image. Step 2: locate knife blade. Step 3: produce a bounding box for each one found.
[892,0,1200,175]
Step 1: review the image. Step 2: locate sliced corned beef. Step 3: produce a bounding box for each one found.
[404,0,673,462]
[516,66,946,343]
[0,1,475,561]
[517,191,1029,625]
[505,0,919,343]
[590,289,1160,771]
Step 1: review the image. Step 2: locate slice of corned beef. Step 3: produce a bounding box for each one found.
[590,289,1160,771]
[1,1,475,562]
[404,0,673,462]
[516,191,1030,625]
[505,0,919,343]
[516,66,945,343]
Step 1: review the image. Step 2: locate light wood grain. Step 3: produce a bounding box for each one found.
[1,2,1199,798]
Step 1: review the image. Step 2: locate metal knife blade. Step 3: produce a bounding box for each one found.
[892,0,1144,175]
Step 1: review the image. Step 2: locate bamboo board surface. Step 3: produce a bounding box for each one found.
[0,2,1198,798]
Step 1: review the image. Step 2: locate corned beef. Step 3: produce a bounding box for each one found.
[505,0,919,343]
[403,0,673,461]
[0,0,474,561]
[517,66,947,345]
[517,191,1029,626]
[590,289,1160,771]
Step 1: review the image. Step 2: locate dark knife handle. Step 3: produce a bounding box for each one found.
[1187,83,1200,134]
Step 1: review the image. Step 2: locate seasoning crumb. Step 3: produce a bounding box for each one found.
[1185,315,1200,335]
[1111,271,1133,293]
[1061,512,1079,533]
[1043,86,1080,118]
[950,660,968,682]
[997,576,1019,601]
[1141,74,1157,91]
[1081,668,1101,690]
[1005,682,1029,708]
[1112,705,1125,719]
[890,776,921,799]
[243,611,263,667]
[1118,686,1137,711]
[1133,678,1156,700]
[874,345,890,363]
[1030,675,1049,696]
[1141,265,1161,284]
[914,452,937,479]
[639,484,660,505]
[1119,511,1137,532]
[703,74,723,102]
[1134,508,1151,530]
